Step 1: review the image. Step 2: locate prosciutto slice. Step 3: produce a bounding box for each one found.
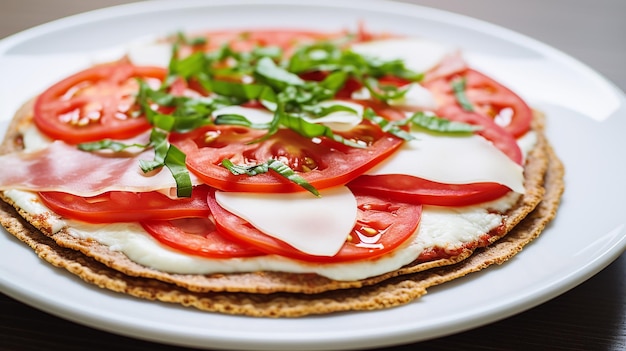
[0,140,198,196]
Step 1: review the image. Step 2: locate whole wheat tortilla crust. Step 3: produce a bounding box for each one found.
[0,103,564,316]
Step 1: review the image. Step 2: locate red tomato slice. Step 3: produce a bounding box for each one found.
[207,189,422,263]
[435,104,523,165]
[34,61,167,144]
[425,68,532,139]
[38,186,211,223]
[171,122,403,193]
[141,218,264,258]
[347,175,511,207]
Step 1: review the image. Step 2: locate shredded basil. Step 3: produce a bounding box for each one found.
[363,108,415,141]
[163,145,192,197]
[451,77,475,112]
[77,140,147,153]
[254,57,306,90]
[221,159,320,196]
[79,30,454,197]
[174,32,208,47]
[78,129,193,198]
[409,111,482,134]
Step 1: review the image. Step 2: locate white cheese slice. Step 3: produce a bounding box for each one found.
[350,38,453,73]
[215,186,357,256]
[368,132,525,193]
[126,40,172,68]
[387,83,438,110]
[19,123,53,152]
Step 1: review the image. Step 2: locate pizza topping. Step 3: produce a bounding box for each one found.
[363,130,524,190]
[214,186,358,257]
[38,185,212,223]
[221,158,319,196]
[426,69,532,138]
[33,62,166,144]
[172,121,403,194]
[209,187,422,262]
[451,77,475,112]
[0,139,200,196]
[0,26,539,273]
[141,218,264,258]
[349,37,454,74]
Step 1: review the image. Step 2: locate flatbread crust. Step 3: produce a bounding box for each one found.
[0,101,564,316]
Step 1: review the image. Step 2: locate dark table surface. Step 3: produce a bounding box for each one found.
[1,1,625,350]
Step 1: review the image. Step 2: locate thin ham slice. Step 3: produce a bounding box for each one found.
[0,140,199,196]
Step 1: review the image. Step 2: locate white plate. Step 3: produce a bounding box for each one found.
[0,1,625,350]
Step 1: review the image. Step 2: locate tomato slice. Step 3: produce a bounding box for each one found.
[347,175,511,207]
[34,61,167,144]
[425,68,532,139]
[436,104,523,165]
[207,189,421,263]
[38,186,211,223]
[141,218,264,258]
[171,121,403,193]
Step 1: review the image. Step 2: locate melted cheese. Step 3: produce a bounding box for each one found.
[3,189,65,233]
[2,189,518,281]
[215,186,357,256]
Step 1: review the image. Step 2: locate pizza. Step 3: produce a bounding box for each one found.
[0,27,564,317]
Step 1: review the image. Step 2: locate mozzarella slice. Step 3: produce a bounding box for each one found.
[350,38,453,73]
[126,40,172,68]
[387,83,438,110]
[215,186,357,256]
[368,132,525,193]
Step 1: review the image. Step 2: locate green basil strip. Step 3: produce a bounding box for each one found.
[302,103,357,118]
[213,114,271,129]
[204,78,267,101]
[410,111,482,134]
[138,129,192,198]
[164,145,192,198]
[169,51,208,79]
[77,140,147,153]
[175,32,207,46]
[280,113,365,148]
[139,129,169,172]
[221,159,320,196]
[451,77,474,112]
[363,108,415,141]
[362,76,410,102]
[318,70,348,94]
[254,57,305,91]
